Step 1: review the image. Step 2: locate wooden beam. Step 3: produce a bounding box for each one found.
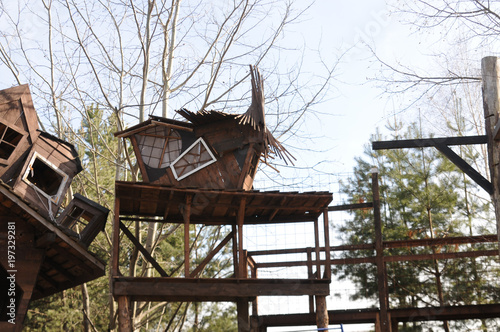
[384,249,498,263]
[328,202,373,211]
[232,224,238,277]
[313,218,321,279]
[238,198,247,278]
[482,56,500,254]
[189,231,233,278]
[372,170,391,332]
[372,135,487,150]
[35,233,56,248]
[253,304,500,327]
[183,195,192,277]
[256,248,499,268]
[315,295,328,330]
[435,143,493,194]
[237,299,250,332]
[112,198,121,277]
[119,221,168,277]
[323,208,331,278]
[117,296,132,332]
[383,234,497,249]
[43,255,75,281]
[112,278,331,301]
[372,134,493,195]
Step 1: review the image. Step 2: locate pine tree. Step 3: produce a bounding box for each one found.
[336,122,499,331]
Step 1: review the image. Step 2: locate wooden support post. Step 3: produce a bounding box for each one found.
[315,295,328,330]
[183,195,192,277]
[372,169,391,332]
[112,198,121,276]
[323,208,331,278]
[238,198,247,278]
[232,224,239,277]
[117,296,132,332]
[251,266,258,316]
[481,56,500,254]
[307,247,315,313]
[375,312,381,332]
[237,298,250,332]
[314,218,321,279]
[391,316,399,332]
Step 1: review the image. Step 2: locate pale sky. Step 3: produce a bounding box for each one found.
[263,2,437,331]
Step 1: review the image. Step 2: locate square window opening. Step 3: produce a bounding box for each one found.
[61,206,94,233]
[23,153,69,203]
[0,123,23,160]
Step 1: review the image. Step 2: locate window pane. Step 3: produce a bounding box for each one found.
[171,138,216,180]
[136,127,182,168]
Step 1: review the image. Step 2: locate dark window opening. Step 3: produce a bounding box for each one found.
[0,123,22,160]
[61,206,94,233]
[26,158,65,197]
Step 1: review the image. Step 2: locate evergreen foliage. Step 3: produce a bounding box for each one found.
[336,122,500,331]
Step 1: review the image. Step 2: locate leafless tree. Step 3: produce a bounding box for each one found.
[0,0,340,330]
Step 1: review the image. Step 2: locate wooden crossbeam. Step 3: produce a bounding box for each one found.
[119,221,168,277]
[435,143,493,194]
[372,135,488,150]
[372,135,493,194]
[189,231,233,278]
[255,249,498,268]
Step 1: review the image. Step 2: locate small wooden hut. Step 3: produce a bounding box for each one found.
[115,66,292,190]
[0,84,108,331]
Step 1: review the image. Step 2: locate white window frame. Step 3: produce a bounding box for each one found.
[22,152,69,204]
[170,137,217,181]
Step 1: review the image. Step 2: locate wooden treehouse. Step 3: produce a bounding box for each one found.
[0,85,109,331]
[111,67,333,331]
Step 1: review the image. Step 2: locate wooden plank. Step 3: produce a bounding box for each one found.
[315,295,328,329]
[238,198,247,278]
[232,224,238,277]
[323,208,331,278]
[238,144,256,189]
[130,134,150,183]
[383,234,497,248]
[237,299,250,332]
[372,171,390,332]
[314,218,321,278]
[112,278,330,301]
[372,135,488,150]
[384,249,498,262]
[119,221,168,277]
[328,202,373,211]
[118,296,133,332]
[184,195,192,277]
[112,198,121,276]
[254,304,500,328]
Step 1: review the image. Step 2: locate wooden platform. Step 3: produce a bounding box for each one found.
[112,276,330,302]
[115,181,333,224]
[112,182,333,331]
